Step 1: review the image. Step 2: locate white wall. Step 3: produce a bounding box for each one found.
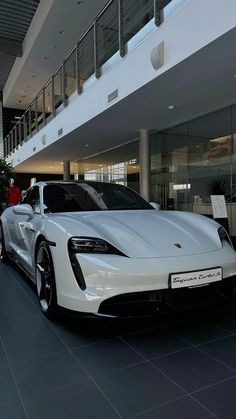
[8,0,236,167]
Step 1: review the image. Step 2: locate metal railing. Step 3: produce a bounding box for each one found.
[4,0,173,158]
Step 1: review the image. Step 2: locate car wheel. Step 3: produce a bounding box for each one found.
[0,226,9,264]
[35,240,58,318]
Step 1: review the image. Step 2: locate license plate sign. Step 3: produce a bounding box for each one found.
[170,267,222,289]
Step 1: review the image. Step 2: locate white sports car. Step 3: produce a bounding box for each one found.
[1,181,236,318]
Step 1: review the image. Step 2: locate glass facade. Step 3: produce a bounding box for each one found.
[77,141,139,192]
[151,105,236,236]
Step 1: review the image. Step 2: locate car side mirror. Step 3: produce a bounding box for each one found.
[149,202,161,210]
[13,204,34,217]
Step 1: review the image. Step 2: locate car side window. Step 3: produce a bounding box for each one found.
[21,186,40,212]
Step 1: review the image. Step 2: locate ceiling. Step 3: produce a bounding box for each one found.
[2,0,108,108]
[0,0,40,90]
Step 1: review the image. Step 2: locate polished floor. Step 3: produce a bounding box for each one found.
[0,262,236,419]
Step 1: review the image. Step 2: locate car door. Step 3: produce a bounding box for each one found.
[12,186,42,276]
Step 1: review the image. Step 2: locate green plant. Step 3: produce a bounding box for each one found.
[0,159,15,212]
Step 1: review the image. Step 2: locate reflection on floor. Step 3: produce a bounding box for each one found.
[0,262,236,419]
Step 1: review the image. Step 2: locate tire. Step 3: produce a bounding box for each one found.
[35,240,58,318]
[0,226,9,264]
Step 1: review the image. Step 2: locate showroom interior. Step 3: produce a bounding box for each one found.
[1,0,236,418]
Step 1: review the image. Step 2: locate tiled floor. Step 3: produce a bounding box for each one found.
[1,263,236,418]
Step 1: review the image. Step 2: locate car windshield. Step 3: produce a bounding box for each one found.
[43,182,153,213]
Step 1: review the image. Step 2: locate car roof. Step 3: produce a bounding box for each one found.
[44,180,116,186]
[33,180,122,188]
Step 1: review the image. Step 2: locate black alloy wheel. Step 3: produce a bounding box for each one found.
[35,241,58,318]
[0,226,9,264]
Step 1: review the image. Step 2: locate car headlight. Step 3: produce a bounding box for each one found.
[67,237,126,291]
[68,237,126,256]
[218,226,232,246]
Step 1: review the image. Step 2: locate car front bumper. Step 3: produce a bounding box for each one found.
[97,276,236,317]
[55,242,236,315]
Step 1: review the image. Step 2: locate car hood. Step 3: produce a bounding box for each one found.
[51,210,221,258]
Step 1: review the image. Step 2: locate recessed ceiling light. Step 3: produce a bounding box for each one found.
[59,30,65,35]
[85,144,89,147]
[168,105,175,110]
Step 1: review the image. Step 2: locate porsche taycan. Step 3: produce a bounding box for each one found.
[1,181,236,318]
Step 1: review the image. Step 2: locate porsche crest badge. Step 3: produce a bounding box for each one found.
[174,243,182,248]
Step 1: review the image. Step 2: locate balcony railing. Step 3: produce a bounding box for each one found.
[4,0,174,158]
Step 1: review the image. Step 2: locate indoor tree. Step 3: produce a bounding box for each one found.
[0,159,15,213]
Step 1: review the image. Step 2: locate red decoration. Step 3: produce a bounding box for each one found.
[5,184,21,206]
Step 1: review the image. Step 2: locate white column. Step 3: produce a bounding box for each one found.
[139,129,151,201]
[63,161,70,180]
[76,162,84,180]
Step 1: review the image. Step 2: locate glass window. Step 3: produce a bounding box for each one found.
[44,80,53,120]
[78,28,95,89]
[18,118,24,145]
[65,50,77,98]
[36,91,44,129]
[43,182,151,213]
[122,0,154,46]
[25,108,31,137]
[188,108,231,218]
[22,186,40,212]
[30,101,37,135]
[151,123,189,210]
[10,131,15,151]
[96,0,119,69]
[151,107,234,235]
[53,68,63,109]
[80,141,139,192]
[15,122,21,148]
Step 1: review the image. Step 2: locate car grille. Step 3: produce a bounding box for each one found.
[98,291,160,317]
[98,278,236,317]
